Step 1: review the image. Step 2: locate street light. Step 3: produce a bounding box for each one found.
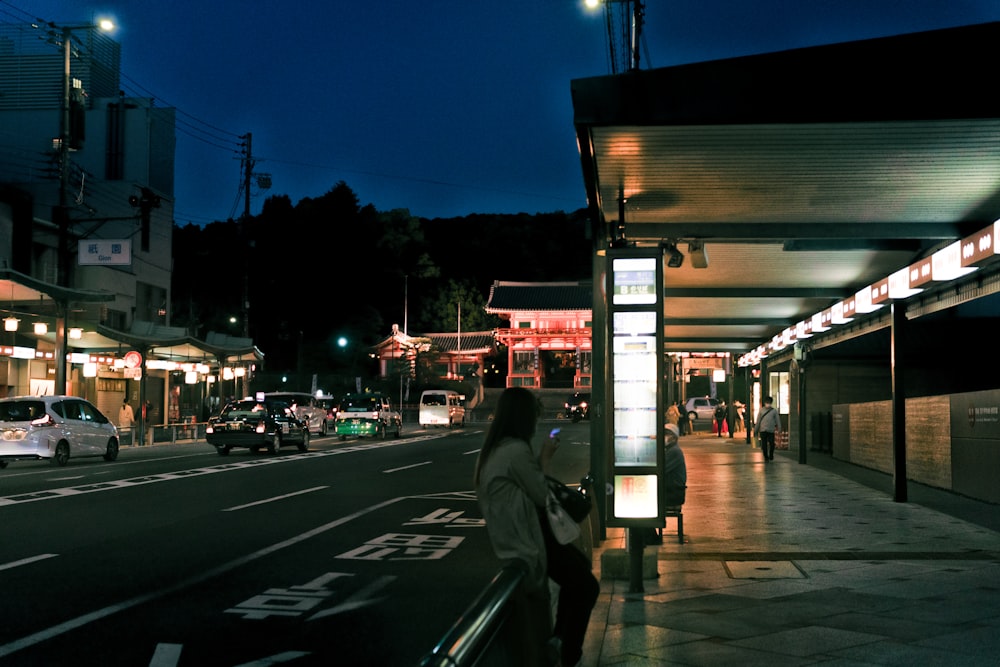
[583,0,644,72]
[47,17,115,395]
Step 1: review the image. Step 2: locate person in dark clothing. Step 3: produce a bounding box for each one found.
[714,401,728,437]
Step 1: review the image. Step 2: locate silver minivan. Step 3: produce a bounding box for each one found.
[263,392,329,435]
[0,395,119,467]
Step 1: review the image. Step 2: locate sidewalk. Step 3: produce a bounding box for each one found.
[583,432,1000,666]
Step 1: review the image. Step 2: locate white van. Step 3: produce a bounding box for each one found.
[419,390,466,428]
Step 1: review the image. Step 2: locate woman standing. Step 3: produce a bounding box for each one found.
[474,387,598,667]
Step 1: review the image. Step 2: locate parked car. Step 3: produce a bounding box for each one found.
[684,396,719,421]
[264,392,329,435]
[206,398,310,455]
[564,392,591,422]
[0,395,119,468]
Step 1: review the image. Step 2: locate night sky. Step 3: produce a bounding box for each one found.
[6,0,1000,224]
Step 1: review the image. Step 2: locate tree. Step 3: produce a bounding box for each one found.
[416,279,498,333]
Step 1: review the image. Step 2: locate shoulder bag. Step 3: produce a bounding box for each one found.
[546,476,592,522]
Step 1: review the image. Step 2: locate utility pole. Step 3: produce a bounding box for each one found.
[240,132,253,338]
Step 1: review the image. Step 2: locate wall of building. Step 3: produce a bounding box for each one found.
[831,388,1000,504]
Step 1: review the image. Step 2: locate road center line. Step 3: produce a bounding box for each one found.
[223,486,329,512]
[383,461,432,473]
[0,554,58,572]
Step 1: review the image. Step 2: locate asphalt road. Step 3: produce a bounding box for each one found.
[0,420,591,666]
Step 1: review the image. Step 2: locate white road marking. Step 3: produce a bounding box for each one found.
[383,461,431,473]
[149,642,183,666]
[307,575,395,620]
[0,437,447,508]
[0,554,58,572]
[223,486,329,512]
[234,651,311,666]
[0,498,406,660]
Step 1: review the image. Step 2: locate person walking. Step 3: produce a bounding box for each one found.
[733,401,745,434]
[474,387,598,666]
[755,396,782,462]
[714,400,728,437]
[678,401,690,435]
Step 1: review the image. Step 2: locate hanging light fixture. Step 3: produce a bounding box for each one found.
[69,327,83,339]
[33,322,48,335]
[4,316,18,332]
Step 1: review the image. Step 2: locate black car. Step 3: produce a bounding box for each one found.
[564,392,591,422]
[206,399,310,456]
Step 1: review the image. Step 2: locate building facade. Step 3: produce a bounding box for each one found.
[485,280,593,389]
[0,23,256,439]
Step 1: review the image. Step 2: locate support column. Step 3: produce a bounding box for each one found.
[796,359,807,464]
[890,303,908,502]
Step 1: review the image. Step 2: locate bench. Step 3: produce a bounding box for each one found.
[662,506,684,544]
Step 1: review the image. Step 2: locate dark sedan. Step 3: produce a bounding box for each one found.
[206,399,310,455]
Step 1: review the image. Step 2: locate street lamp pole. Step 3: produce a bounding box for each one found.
[51,19,114,395]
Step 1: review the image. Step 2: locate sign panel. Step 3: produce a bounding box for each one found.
[607,249,664,528]
[613,474,659,518]
[611,257,657,305]
[78,239,132,266]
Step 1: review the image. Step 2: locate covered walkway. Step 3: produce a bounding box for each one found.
[585,433,1000,665]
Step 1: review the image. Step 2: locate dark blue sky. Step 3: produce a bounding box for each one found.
[11,1,1000,224]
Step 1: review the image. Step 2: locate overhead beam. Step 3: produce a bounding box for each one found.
[663,287,843,298]
[616,222,969,243]
[665,318,789,326]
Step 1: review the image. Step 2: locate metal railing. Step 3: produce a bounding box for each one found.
[118,421,207,447]
[417,564,526,667]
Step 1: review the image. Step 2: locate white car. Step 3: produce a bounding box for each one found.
[684,396,719,422]
[0,395,120,468]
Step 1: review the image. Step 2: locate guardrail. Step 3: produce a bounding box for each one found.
[119,422,207,447]
[417,564,527,667]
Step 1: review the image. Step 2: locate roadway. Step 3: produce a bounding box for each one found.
[0,420,590,666]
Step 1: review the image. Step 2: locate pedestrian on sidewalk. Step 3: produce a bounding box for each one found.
[666,400,681,429]
[474,387,598,666]
[755,396,782,462]
[714,400,729,437]
[119,398,135,445]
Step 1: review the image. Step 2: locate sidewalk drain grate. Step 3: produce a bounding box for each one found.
[725,560,806,579]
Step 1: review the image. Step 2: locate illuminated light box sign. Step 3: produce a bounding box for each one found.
[614,474,659,518]
[611,257,657,305]
[961,219,1000,267]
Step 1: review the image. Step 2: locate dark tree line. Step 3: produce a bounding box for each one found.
[172,181,592,380]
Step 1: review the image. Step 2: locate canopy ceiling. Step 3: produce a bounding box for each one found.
[572,22,1000,355]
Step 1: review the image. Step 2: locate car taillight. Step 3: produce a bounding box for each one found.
[30,414,56,428]
[206,425,215,434]
[256,423,266,433]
